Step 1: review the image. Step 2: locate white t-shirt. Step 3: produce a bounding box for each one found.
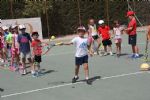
[113,27,123,39]
[89,25,98,36]
[71,37,89,57]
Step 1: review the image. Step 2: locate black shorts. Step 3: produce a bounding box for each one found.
[75,55,88,65]
[92,35,99,40]
[129,34,137,46]
[7,44,11,49]
[34,55,42,63]
[102,39,112,46]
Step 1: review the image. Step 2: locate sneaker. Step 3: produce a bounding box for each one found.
[116,54,120,58]
[93,52,97,55]
[32,72,37,77]
[72,76,79,83]
[109,52,113,56]
[20,69,26,75]
[86,79,91,85]
[0,59,4,63]
[133,54,140,59]
[103,52,107,56]
[37,71,43,76]
[129,54,135,58]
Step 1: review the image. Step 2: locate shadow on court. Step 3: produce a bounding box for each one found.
[25,69,57,76]
[48,76,101,85]
[0,88,4,92]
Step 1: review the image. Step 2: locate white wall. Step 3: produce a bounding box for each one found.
[0,17,43,39]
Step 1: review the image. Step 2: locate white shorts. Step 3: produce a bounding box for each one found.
[20,52,31,59]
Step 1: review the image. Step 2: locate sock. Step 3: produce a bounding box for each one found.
[135,53,139,56]
[31,70,35,74]
[86,77,89,80]
[74,75,78,78]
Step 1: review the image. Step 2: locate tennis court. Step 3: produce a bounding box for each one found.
[0,31,150,100]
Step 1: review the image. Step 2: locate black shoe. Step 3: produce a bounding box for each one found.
[72,77,79,83]
[116,54,120,58]
[0,88,4,92]
[86,79,91,85]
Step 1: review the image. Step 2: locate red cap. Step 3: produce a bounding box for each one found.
[127,11,135,17]
[32,31,39,36]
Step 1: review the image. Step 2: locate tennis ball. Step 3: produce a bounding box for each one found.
[140,63,150,71]
[51,36,55,40]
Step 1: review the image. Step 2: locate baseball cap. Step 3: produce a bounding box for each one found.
[32,31,39,36]
[2,26,9,30]
[98,20,104,25]
[11,25,18,29]
[18,24,26,30]
[77,26,86,31]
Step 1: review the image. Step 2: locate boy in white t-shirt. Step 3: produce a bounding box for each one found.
[62,26,92,85]
[113,20,124,57]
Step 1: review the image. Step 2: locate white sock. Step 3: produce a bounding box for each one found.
[74,75,78,78]
[31,70,35,74]
[135,53,139,56]
[86,77,89,80]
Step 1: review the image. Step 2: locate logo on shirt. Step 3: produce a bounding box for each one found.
[21,37,29,43]
[79,42,87,49]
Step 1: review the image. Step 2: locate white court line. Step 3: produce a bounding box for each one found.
[1,71,146,98]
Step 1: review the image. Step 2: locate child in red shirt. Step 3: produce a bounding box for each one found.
[31,32,42,77]
[98,20,113,56]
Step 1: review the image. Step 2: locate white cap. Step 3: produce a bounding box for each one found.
[77,26,86,31]
[18,24,26,29]
[11,25,17,29]
[98,20,104,25]
[2,26,9,30]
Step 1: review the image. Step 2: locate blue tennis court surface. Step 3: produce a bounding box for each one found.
[0,32,150,100]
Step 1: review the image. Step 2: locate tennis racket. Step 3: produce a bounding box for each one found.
[41,41,63,55]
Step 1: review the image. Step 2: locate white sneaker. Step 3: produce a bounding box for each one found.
[109,52,113,56]
[103,52,107,56]
[0,59,4,63]
[22,69,27,75]
[94,52,97,55]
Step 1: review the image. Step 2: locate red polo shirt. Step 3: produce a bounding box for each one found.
[128,18,137,35]
[31,39,42,56]
[98,25,110,41]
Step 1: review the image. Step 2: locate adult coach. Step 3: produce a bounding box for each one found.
[124,11,139,58]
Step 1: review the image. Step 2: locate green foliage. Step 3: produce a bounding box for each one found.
[0,0,150,38]
[23,0,52,17]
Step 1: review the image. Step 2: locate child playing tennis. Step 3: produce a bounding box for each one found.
[18,24,32,75]
[98,20,113,56]
[113,20,124,57]
[31,32,42,77]
[62,26,92,85]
